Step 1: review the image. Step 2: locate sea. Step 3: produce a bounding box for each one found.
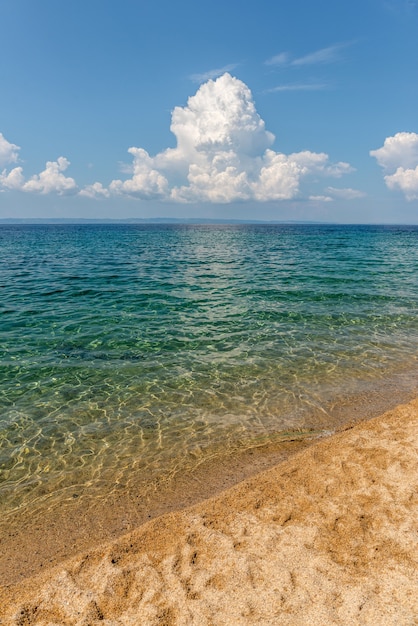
[1,223,418,523]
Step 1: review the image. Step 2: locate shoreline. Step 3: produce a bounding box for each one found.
[1,396,418,624]
[1,369,417,590]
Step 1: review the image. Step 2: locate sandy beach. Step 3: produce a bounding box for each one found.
[1,398,417,625]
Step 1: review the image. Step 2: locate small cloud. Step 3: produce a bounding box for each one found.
[110,147,169,199]
[22,157,77,195]
[118,161,134,175]
[370,132,418,171]
[0,166,25,191]
[291,44,347,66]
[0,156,77,195]
[266,83,328,93]
[385,167,418,201]
[265,43,351,69]
[190,64,239,83]
[371,132,418,200]
[309,195,333,202]
[326,186,366,199]
[79,182,110,199]
[0,133,20,167]
[383,0,417,14]
[265,52,290,67]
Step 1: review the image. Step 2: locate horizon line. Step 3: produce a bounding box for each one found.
[0,218,417,226]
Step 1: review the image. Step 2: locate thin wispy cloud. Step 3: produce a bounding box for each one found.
[265,43,351,68]
[266,83,328,93]
[383,0,417,14]
[325,186,366,199]
[292,44,346,66]
[310,187,366,202]
[309,195,333,202]
[265,52,289,67]
[190,64,239,83]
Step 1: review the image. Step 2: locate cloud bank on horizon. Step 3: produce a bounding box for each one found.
[1,74,417,204]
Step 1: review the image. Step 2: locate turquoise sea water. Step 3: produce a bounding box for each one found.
[1,223,418,518]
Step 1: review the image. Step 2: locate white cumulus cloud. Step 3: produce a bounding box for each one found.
[370,132,418,200]
[0,74,354,204]
[110,147,169,199]
[0,166,25,190]
[111,73,353,203]
[79,182,110,198]
[0,156,77,195]
[370,132,418,171]
[385,166,418,201]
[0,133,20,167]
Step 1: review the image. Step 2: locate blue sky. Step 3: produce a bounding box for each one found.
[1,0,417,222]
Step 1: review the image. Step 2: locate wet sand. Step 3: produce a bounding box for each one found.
[1,397,417,624]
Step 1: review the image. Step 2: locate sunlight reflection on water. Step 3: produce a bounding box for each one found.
[1,223,418,517]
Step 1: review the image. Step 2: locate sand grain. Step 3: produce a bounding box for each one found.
[1,399,417,625]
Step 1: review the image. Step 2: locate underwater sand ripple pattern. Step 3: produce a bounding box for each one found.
[1,223,418,516]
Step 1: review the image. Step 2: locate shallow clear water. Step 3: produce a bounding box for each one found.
[1,223,418,516]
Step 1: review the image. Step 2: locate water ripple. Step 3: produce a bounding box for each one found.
[1,223,418,515]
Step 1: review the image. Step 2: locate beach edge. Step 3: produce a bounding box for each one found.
[1,397,418,624]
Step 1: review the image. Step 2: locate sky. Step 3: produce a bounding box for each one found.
[0,0,417,223]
